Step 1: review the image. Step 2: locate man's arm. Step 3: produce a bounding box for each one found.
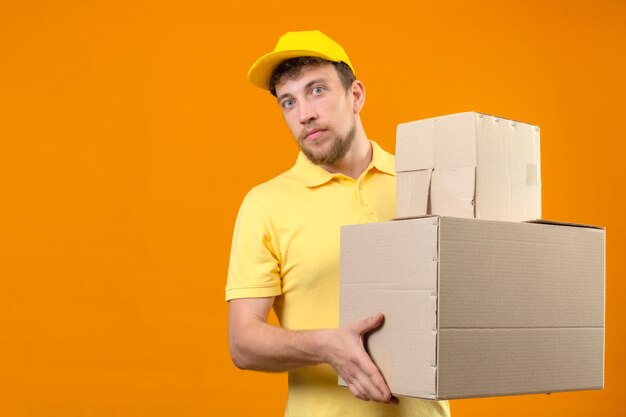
[228,297,394,403]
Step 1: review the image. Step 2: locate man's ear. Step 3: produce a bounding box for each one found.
[350,80,366,114]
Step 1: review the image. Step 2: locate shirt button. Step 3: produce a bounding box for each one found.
[361,200,368,206]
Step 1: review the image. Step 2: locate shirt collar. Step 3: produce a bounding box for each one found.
[292,140,396,188]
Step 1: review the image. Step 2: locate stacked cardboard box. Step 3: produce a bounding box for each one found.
[395,112,541,221]
[339,112,605,400]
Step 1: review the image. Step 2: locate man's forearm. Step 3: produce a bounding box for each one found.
[230,319,331,371]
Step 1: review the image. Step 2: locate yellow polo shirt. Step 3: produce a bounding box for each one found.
[226,141,450,417]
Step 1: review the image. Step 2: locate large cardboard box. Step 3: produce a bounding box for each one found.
[339,216,605,399]
[396,112,542,221]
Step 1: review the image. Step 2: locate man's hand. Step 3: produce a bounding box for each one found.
[318,312,394,403]
[228,298,396,403]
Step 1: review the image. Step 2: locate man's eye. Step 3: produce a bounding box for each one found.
[282,99,295,109]
[312,87,324,95]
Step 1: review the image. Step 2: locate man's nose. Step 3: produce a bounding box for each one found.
[298,100,317,124]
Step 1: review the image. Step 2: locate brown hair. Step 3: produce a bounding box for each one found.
[268,56,356,97]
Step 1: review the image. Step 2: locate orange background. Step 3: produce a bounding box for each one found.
[1,0,624,415]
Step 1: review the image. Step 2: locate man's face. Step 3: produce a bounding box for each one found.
[274,64,356,166]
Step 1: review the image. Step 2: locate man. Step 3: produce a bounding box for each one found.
[226,30,450,417]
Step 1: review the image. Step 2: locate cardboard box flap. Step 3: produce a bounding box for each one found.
[396,118,435,172]
[437,217,605,329]
[433,112,477,169]
[338,290,438,398]
[396,112,477,172]
[392,214,439,221]
[367,290,438,399]
[528,219,605,230]
[397,169,432,219]
[394,216,605,230]
[437,328,605,399]
[340,219,439,288]
[430,167,475,218]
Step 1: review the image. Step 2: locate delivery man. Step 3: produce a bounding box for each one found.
[226,30,450,417]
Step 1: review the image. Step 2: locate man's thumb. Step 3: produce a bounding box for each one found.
[357,312,385,335]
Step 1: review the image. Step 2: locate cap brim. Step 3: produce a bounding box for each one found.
[247,49,339,90]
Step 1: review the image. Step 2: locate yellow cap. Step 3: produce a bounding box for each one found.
[247,30,355,90]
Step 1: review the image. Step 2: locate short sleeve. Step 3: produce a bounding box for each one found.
[225,192,282,301]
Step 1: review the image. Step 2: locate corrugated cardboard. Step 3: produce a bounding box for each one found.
[396,112,542,221]
[339,216,605,399]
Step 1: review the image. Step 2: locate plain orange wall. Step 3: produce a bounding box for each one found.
[1,1,624,416]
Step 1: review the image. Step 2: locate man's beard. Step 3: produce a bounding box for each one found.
[298,122,356,166]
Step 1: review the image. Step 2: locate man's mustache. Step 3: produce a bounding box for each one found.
[298,125,328,142]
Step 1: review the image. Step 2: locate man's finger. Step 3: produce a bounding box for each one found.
[366,366,392,402]
[355,371,389,402]
[368,371,392,401]
[354,312,384,335]
[347,378,369,401]
[353,351,392,402]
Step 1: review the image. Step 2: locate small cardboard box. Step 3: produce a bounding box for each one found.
[339,216,605,399]
[396,112,541,221]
